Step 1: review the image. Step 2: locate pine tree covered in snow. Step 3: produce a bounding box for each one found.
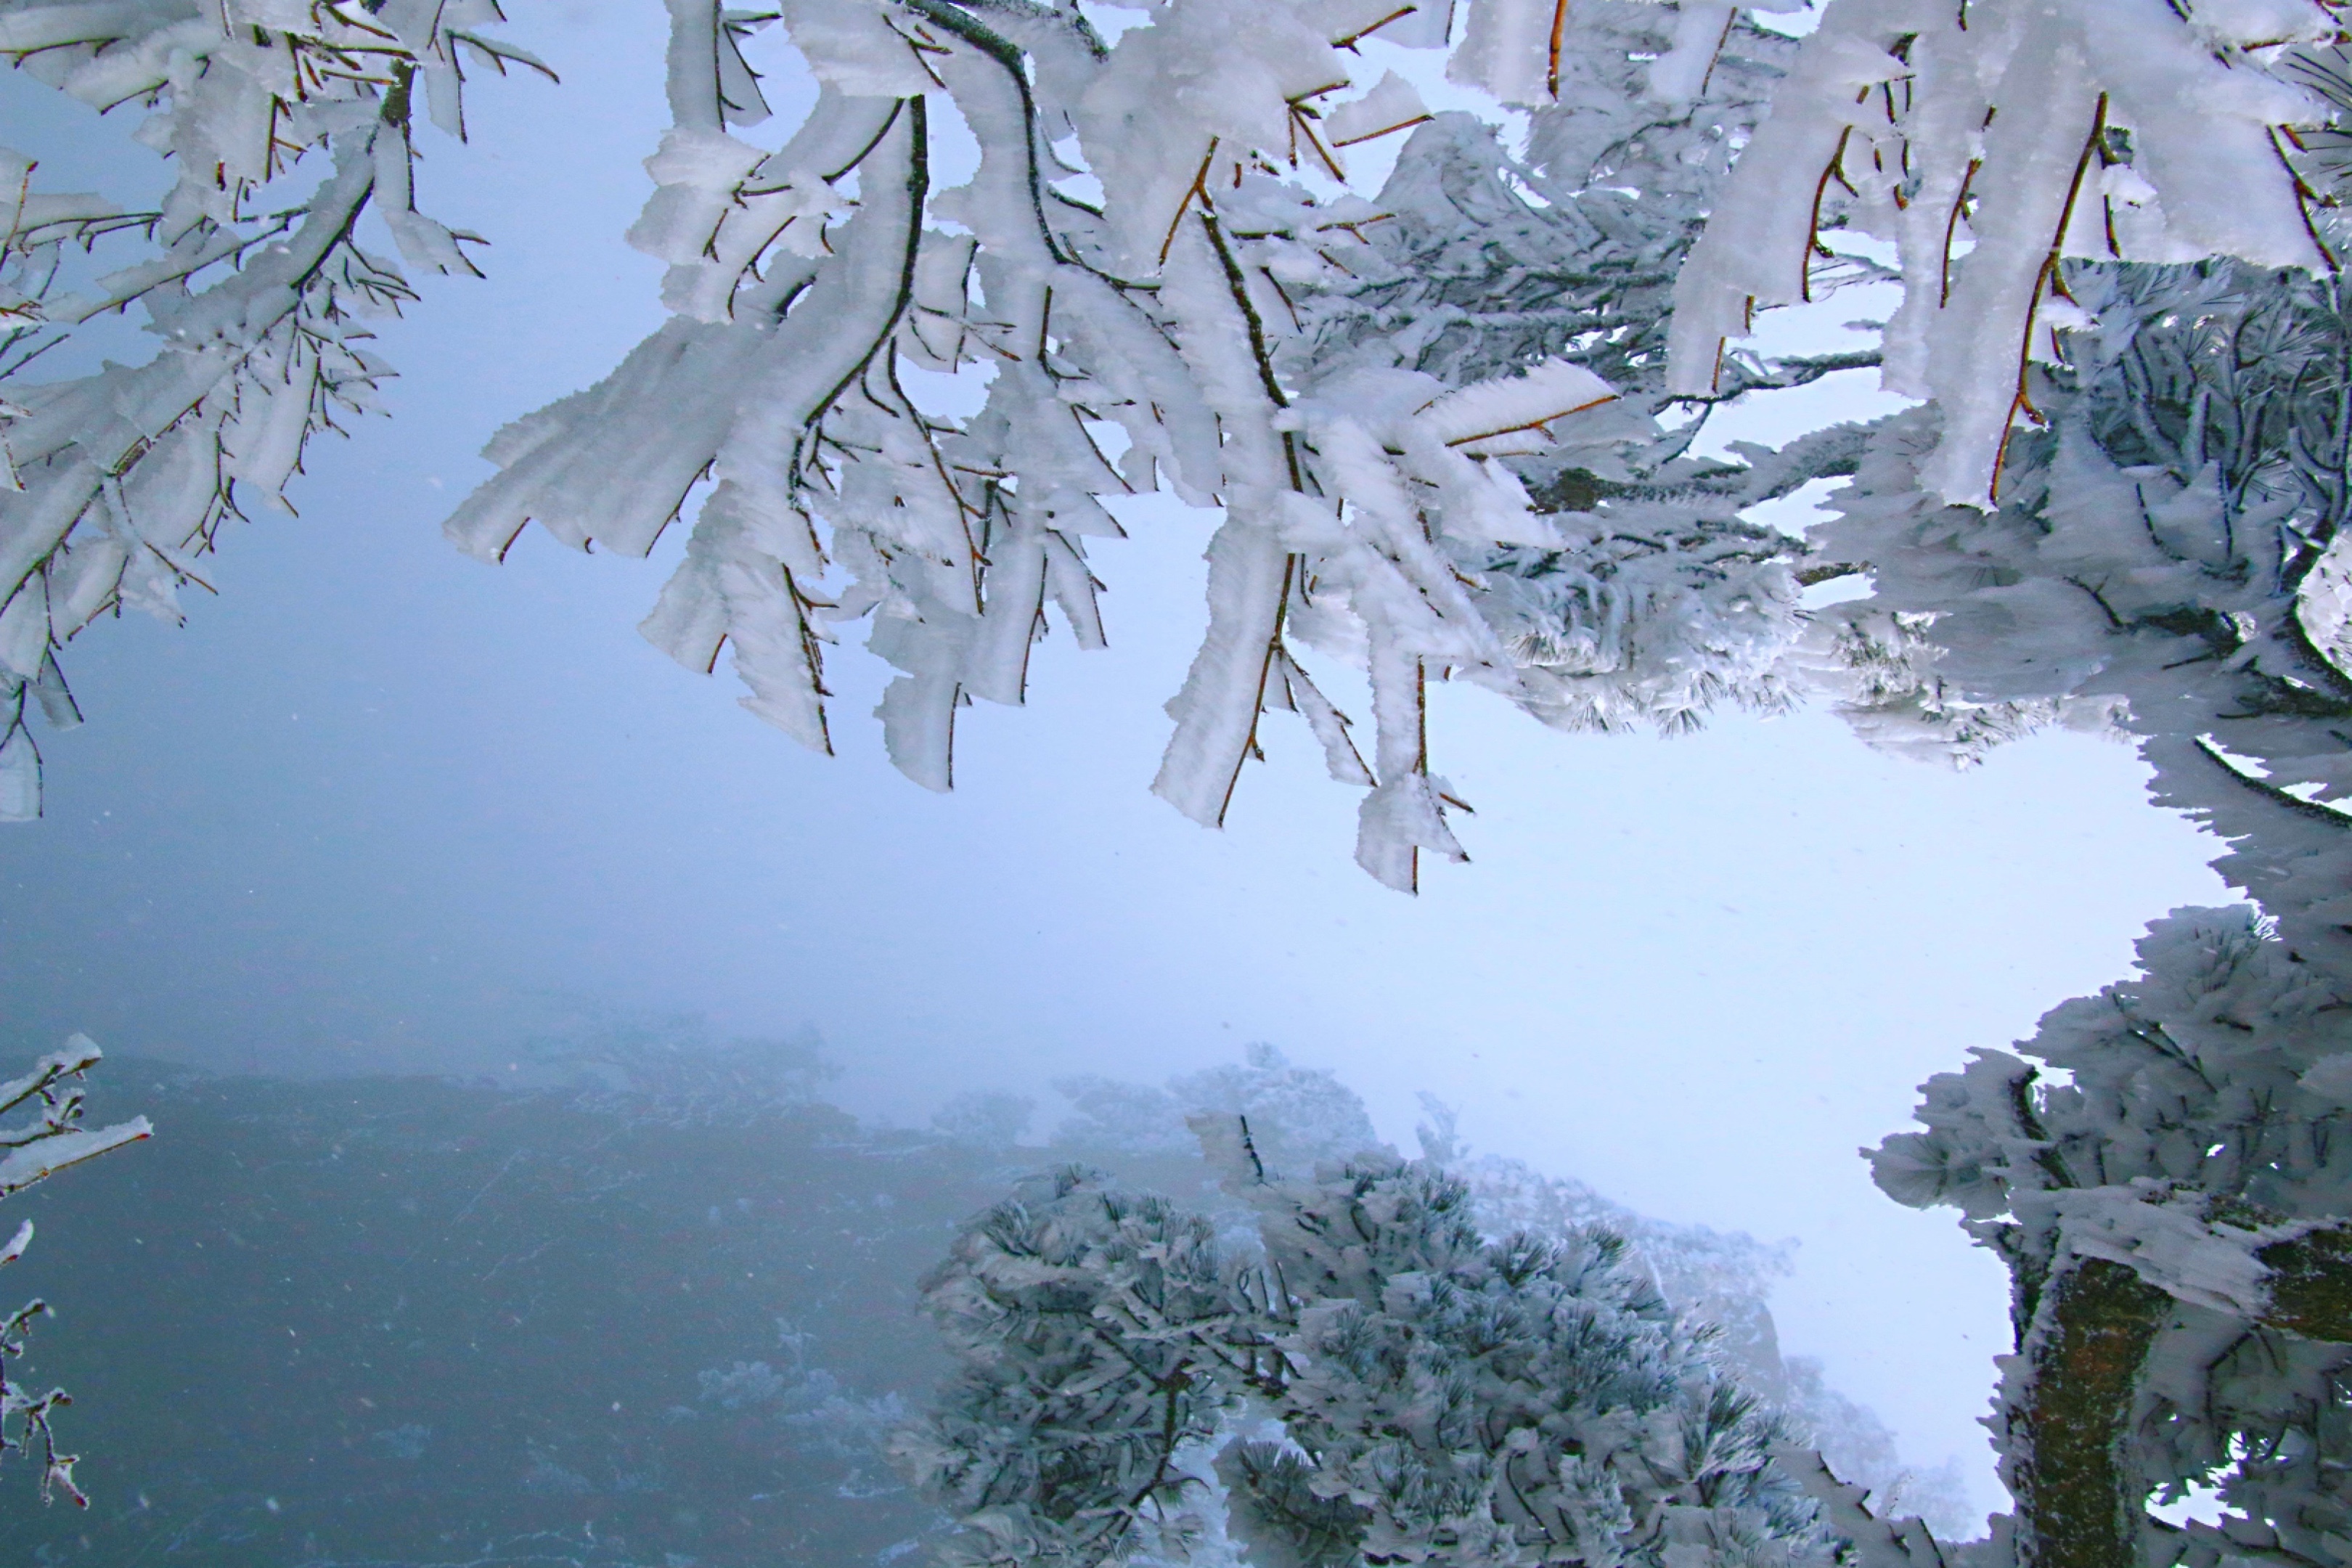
[902,1118,1836,1568]
[1796,103,2352,1538]
[1048,1042,1979,1544]
[1643,74,2352,1568]
[1720,65,2352,1567]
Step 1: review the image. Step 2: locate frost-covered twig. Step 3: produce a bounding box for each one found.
[0,1034,148,1508]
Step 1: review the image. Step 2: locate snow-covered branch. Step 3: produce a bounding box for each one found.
[0,0,542,818]
[1670,0,2333,506]
[0,1034,147,1508]
[1871,907,2352,1563]
[446,0,1871,888]
[1805,254,2352,976]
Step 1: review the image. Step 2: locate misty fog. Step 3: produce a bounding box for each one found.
[0,2,2250,1563]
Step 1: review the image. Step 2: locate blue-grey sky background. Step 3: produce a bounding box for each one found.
[1,1,2237,1523]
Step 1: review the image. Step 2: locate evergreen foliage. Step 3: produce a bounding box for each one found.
[907,1126,1832,1568]
[1871,910,2352,1565]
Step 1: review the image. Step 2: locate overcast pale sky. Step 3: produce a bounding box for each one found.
[0,1,2238,1524]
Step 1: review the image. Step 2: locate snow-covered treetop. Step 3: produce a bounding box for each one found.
[903,1124,1834,1568]
[898,1163,1241,1568]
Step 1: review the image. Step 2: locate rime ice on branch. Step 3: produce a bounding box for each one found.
[0,1036,148,1509]
[15,0,2352,901]
[1870,910,2352,1567]
[1667,0,2333,506]
[446,0,1877,890]
[0,0,548,819]
[1815,110,2352,1554]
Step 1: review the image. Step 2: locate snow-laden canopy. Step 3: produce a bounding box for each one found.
[15,0,2352,1560]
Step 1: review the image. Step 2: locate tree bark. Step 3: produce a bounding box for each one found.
[2004,1228,2352,1567]
[2011,1258,2170,1568]
[2258,1223,2352,1342]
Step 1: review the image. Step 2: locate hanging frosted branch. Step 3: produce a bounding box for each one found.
[446,0,1862,890]
[1667,0,2333,507]
[0,0,543,818]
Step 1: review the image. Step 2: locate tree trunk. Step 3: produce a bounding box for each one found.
[2005,1229,2352,1567]
[2011,1258,2170,1568]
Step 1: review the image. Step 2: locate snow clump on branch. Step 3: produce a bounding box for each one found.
[441,0,1874,891]
[0,0,548,819]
